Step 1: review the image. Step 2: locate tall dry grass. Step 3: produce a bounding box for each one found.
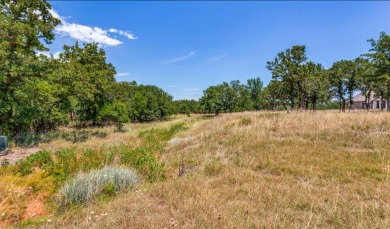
[40,111,390,228]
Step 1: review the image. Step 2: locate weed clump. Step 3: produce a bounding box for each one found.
[56,166,139,208]
[203,160,224,176]
[239,117,252,126]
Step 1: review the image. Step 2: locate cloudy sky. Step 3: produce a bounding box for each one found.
[47,1,390,100]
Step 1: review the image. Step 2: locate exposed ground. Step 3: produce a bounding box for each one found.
[2,111,390,228]
[0,148,41,165]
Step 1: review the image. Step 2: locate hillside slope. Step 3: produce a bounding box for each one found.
[43,111,390,228]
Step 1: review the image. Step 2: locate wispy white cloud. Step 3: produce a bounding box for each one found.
[109,28,137,40]
[115,72,130,77]
[49,9,137,46]
[56,24,122,46]
[208,53,227,63]
[48,9,62,20]
[162,51,195,64]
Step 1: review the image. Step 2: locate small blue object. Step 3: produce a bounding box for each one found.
[0,136,8,151]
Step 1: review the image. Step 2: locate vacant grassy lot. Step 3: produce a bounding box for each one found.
[2,111,390,228]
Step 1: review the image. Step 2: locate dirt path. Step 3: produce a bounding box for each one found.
[0,147,41,165]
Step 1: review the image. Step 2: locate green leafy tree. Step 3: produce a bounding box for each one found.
[98,100,129,132]
[0,0,60,135]
[328,61,350,112]
[128,85,173,122]
[355,58,376,110]
[328,59,365,112]
[54,42,117,124]
[366,32,390,111]
[302,62,329,111]
[262,80,291,110]
[246,78,263,110]
[200,86,223,115]
[266,45,308,110]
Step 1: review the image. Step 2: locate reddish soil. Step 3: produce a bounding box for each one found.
[23,195,48,219]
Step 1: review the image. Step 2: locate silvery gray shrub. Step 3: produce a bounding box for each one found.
[57,166,139,207]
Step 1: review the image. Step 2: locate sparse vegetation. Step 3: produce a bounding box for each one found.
[1,0,390,228]
[40,111,390,228]
[0,118,191,227]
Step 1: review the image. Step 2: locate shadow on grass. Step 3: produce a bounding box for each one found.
[199,114,216,120]
[12,129,110,147]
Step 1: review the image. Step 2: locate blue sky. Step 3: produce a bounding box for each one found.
[47,1,390,100]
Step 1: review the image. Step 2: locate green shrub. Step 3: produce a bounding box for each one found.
[14,150,54,175]
[1,159,10,168]
[54,149,78,180]
[56,166,139,208]
[15,159,33,175]
[120,147,165,182]
[28,150,54,172]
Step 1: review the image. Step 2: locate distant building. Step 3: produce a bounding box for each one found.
[350,93,388,110]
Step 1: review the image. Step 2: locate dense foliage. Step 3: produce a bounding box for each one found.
[0,1,176,137]
[1,0,389,138]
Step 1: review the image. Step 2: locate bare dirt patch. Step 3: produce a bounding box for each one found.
[23,195,48,219]
[0,147,41,165]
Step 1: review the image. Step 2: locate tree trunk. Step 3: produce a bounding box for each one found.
[341,97,346,112]
[348,100,353,111]
[312,91,317,112]
[365,91,371,111]
[381,97,384,111]
[305,99,309,111]
[339,98,342,112]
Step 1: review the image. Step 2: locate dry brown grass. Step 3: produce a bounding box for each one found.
[34,111,390,228]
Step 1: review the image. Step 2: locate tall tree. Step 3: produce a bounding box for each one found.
[266,45,308,110]
[54,42,117,124]
[0,0,60,135]
[246,78,263,111]
[303,62,329,111]
[356,58,375,110]
[366,32,390,111]
[327,60,362,112]
[200,86,223,116]
[128,85,173,122]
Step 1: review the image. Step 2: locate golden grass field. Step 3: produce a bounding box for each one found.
[2,111,390,228]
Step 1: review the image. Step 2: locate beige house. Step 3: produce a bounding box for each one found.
[350,93,388,110]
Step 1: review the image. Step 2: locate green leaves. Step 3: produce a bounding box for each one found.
[0,0,60,135]
[266,45,327,111]
[200,79,261,115]
[128,85,173,122]
[98,100,129,132]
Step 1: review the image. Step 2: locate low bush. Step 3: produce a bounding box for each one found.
[56,166,139,208]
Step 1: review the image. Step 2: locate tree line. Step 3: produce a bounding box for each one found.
[199,34,390,115]
[0,0,175,136]
[1,0,390,138]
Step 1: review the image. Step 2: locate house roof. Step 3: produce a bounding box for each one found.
[353,93,376,102]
